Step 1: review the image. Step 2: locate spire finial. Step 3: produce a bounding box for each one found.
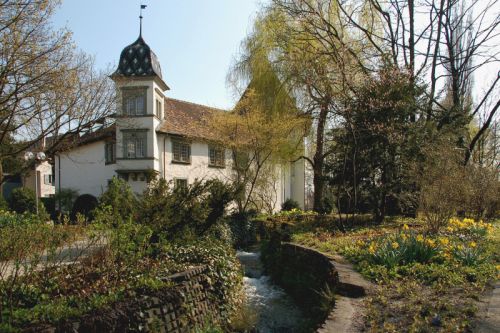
[140,4,147,37]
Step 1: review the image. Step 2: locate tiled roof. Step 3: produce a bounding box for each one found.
[112,36,163,79]
[77,124,116,145]
[157,98,226,141]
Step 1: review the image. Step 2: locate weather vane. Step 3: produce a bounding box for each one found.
[140,3,147,37]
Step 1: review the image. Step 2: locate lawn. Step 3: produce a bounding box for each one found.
[287,214,499,332]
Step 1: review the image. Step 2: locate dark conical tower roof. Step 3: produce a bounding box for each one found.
[113,36,163,79]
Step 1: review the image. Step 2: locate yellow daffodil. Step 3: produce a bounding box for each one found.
[368,244,377,254]
[469,241,477,248]
[439,238,449,246]
[463,218,475,225]
[392,242,399,249]
[416,234,424,242]
[426,239,436,247]
[403,224,409,231]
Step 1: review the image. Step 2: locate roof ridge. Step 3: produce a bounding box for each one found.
[165,97,226,112]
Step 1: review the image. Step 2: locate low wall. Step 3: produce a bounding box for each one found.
[26,266,224,333]
[261,241,339,328]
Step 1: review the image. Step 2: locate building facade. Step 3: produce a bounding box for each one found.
[55,34,305,212]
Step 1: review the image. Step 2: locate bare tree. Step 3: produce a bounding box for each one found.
[0,0,115,184]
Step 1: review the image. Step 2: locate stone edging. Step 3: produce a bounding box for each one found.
[284,243,373,333]
[24,265,225,333]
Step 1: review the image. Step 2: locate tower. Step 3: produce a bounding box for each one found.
[110,29,169,192]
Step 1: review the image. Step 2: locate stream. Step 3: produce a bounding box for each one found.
[236,250,306,333]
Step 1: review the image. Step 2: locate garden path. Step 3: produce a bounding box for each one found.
[318,253,374,333]
[1,238,105,279]
[474,280,500,333]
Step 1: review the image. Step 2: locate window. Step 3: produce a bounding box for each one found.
[174,178,188,190]
[209,146,225,168]
[156,99,162,119]
[172,141,191,163]
[105,142,116,164]
[43,174,53,185]
[122,89,146,116]
[122,131,147,158]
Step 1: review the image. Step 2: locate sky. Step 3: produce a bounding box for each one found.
[52,1,265,110]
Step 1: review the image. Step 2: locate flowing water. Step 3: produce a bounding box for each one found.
[236,250,306,333]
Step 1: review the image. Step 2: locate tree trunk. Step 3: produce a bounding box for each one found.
[0,158,3,197]
[313,104,329,213]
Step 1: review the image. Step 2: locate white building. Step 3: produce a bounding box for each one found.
[54,34,304,212]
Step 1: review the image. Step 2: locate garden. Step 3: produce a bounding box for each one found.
[0,178,244,333]
[256,207,500,332]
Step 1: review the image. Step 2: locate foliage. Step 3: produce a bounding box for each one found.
[0,211,86,327]
[70,194,98,222]
[166,238,244,323]
[99,177,137,221]
[281,198,300,211]
[0,0,116,186]
[417,140,500,231]
[0,195,8,211]
[8,188,46,218]
[212,89,306,213]
[138,178,234,241]
[364,231,439,269]
[326,66,425,222]
[227,211,260,248]
[289,215,499,331]
[466,164,500,219]
[0,209,244,331]
[417,141,471,232]
[0,210,43,229]
[52,188,79,215]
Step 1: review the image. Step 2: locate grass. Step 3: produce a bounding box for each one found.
[289,216,500,332]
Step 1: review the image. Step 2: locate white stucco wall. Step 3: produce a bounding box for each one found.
[24,161,55,198]
[55,141,116,198]
[162,135,233,185]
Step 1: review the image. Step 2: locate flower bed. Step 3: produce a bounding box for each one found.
[291,216,500,332]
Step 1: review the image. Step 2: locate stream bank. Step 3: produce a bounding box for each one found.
[236,250,308,333]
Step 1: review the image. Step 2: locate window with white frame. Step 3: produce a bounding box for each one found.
[156,99,162,119]
[209,146,225,167]
[105,142,116,164]
[122,131,147,158]
[43,174,53,185]
[122,89,146,116]
[172,140,191,163]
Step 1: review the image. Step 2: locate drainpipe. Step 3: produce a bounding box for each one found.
[163,136,166,179]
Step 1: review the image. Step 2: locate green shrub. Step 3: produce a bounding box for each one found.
[139,179,234,241]
[281,198,300,211]
[228,211,259,248]
[8,187,44,215]
[99,177,137,221]
[70,194,98,222]
[0,210,43,228]
[0,195,8,211]
[52,188,79,214]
